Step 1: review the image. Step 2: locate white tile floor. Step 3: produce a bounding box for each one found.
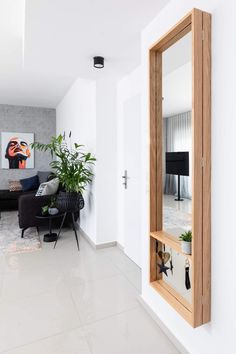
[0,227,180,354]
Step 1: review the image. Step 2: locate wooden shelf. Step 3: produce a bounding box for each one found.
[150,230,192,261]
[151,280,193,325]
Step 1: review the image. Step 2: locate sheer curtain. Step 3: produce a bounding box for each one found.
[163,111,192,199]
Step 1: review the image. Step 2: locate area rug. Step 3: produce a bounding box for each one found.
[163,206,192,233]
[0,211,41,254]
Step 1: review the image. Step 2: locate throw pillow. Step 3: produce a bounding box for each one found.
[37,171,52,184]
[20,175,39,192]
[36,178,59,197]
[8,180,22,192]
[47,172,57,181]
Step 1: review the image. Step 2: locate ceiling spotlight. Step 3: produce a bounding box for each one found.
[93,56,104,69]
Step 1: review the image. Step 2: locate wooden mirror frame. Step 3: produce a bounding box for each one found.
[149,8,211,327]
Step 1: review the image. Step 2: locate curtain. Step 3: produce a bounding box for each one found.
[163,111,192,199]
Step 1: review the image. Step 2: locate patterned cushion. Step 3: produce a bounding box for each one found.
[36,178,59,197]
[8,180,22,192]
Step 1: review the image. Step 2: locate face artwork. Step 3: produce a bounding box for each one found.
[5,137,31,169]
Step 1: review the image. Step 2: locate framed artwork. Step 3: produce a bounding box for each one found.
[1,132,34,169]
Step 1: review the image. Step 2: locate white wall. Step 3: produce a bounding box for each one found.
[56,77,97,243]
[96,77,118,245]
[117,67,142,248]
[141,0,236,353]
[56,76,118,246]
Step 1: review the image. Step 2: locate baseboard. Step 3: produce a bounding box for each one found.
[79,228,96,248]
[96,241,117,249]
[138,296,189,354]
[117,241,124,251]
[79,227,117,249]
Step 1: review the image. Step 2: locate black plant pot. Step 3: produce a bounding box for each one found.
[56,191,84,212]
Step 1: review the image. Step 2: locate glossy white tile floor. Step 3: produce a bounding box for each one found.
[0,226,180,354]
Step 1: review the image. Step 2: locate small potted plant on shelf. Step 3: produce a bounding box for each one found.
[179,230,192,255]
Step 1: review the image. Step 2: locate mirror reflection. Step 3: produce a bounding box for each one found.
[161,32,192,303]
[162,32,192,239]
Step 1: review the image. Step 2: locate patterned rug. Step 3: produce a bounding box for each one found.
[0,211,41,254]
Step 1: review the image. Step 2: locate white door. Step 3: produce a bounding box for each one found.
[123,95,142,267]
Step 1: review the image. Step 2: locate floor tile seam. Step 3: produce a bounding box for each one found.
[0,275,3,299]
[65,271,125,290]
[68,297,95,354]
[110,263,141,292]
[67,287,94,353]
[68,272,130,293]
[0,266,124,302]
[122,273,141,292]
[68,273,140,327]
[79,302,141,327]
[106,250,141,269]
[107,258,141,273]
[101,259,128,276]
[3,262,86,277]
[0,281,71,305]
[2,258,60,275]
[68,286,85,327]
[0,322,85,354]
[72,257,125,273]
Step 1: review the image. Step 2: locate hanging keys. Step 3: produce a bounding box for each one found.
[185,258,191,290]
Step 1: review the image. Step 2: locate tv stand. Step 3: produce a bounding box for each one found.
[175,175,183,201]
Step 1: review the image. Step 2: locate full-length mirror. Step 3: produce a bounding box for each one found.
[149,9,211,327]
[162,31,192,304]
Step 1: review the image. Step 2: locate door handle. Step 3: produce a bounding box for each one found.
[122,170,128,189]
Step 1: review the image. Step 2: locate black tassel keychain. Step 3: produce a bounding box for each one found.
[185,259,191,290]
[169,249,174,275]
[156,240,159,255]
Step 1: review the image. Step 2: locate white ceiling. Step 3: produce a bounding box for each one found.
[163,32,192,117]
[0,0,169,108]
[163,62,192,117]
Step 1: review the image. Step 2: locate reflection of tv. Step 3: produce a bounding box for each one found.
[166,152,189,176]
[165,151,189,201]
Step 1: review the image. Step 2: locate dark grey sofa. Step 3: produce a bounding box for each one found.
[18,190,83,238]
[0,189,37,212]
[0,171,50,212]
[0,171,83,238]
[18,192,80,238]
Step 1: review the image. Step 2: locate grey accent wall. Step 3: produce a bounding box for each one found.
[0,104,56,189]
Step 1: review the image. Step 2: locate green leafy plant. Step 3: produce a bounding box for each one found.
[32,134,96,193]
[41,205,49,215]
[49,196,57,208]
[179,230,192,242]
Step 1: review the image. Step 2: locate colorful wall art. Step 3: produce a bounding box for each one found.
[1,132,34,169]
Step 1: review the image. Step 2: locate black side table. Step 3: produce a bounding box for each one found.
[54,211,80,251]
[36,213,67,243]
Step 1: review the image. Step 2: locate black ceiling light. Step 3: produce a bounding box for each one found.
[93,56,104,69]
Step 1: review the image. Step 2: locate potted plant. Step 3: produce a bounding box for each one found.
[32,134,95,212]
[41,205,49,216]
[179,230,192,255]
[48,196,59,215]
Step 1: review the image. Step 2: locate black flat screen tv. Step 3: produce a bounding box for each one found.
[166,151,189,176]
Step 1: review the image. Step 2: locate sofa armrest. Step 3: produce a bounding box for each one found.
[18,194,51,229]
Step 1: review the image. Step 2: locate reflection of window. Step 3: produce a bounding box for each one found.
[163,111,192,199]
